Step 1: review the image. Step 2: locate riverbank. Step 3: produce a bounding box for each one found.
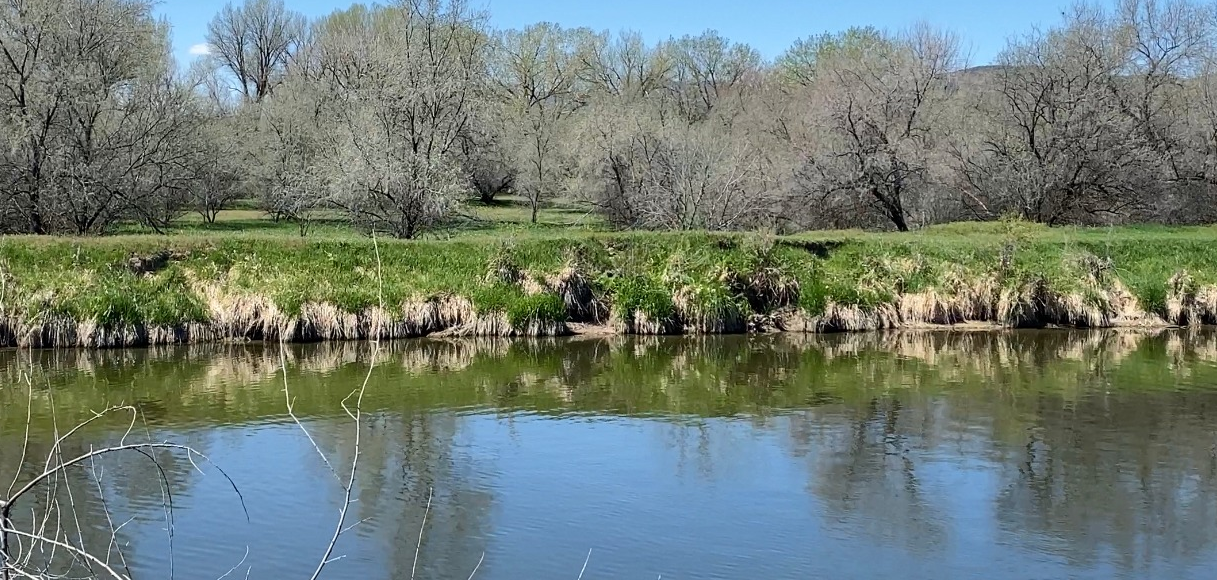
[2,222,1216,348]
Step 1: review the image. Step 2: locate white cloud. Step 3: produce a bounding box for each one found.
[188,43,212,56]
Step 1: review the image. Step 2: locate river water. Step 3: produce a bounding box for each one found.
[2,330,1217,580]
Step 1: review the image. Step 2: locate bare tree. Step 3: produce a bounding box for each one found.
[461,132,516,205]
[206,0,307,102]
[315,0,487,238]
[0,0,199,235]
[567,32,668,227]
[186,116,249,225]
[253,76,334,235]
[575,29,673,100]
[666,30,762,123]
[456,94,516,204]
[61,77,199,235]
[492,23,582,223]
[960,6,1161,224]
[176,62,251,224]
[1169,56,1217,222]
[640,122,782,230]
[1117,0,1217,222]
[570,93,782,230]
[0,0,60,234]
[775,26,887,88]
[568,29,780,231]
[782,25,963,231]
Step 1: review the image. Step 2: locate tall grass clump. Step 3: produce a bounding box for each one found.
[48,265,208,326]
[718,234,802,313]
[1,223,1217,345]
[470,283,567,328]
[603,275,678,334]
[674,281,748,333]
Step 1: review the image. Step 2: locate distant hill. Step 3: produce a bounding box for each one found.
[957,65,1008,76]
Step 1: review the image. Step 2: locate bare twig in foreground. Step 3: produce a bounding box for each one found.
[7,442,245,519]
[577,549,592,580]
[215,546,251,580]
[411,487,433,580]
[0,528,126,580]
[303,233,385,580]
[295,340,378,580]
[1,406,246,580]
[467,551,485,580]
[281,347,338,479]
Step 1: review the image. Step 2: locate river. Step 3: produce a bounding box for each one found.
[2,330,1216,579]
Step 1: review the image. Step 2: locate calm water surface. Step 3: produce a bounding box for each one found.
[3,330,1217,579]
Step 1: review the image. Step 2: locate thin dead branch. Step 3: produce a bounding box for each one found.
[411,487,433,580]
[1,401,247,580]
[303,234,384,580]
[577,549,592,580]
[467,552,485,580]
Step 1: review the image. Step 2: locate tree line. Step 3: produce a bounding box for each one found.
[2,0,1217,237]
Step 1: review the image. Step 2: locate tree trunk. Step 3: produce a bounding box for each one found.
[27,194,45,235]
[891,211,910,232]
[872,187,910,232]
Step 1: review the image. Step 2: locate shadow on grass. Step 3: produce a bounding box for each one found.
[429,215,604,239]
[114,218,355,238]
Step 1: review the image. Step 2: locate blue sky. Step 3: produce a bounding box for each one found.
[159,0,1077,67]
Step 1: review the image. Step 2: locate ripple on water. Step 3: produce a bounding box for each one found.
[4,331,1217,579]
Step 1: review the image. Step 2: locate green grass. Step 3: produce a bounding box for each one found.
[4,213,1217,331]
[602,275,676,321]
[119,195,608,241]
[469,283,567,326]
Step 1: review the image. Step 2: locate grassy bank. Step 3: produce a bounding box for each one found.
[2,221,1217,347]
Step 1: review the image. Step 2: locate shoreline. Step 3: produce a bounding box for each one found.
[0,308,1196,350]
[3,228,1217,348]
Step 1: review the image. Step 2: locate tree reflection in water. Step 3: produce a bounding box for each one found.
[2,329,1217,578]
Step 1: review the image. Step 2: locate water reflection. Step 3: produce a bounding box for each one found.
[2,330,1217,579]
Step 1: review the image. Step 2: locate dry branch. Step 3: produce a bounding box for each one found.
[1,403,247,580]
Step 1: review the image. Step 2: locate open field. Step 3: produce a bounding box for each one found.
[115,196,607,240]
[4,200,1217,347]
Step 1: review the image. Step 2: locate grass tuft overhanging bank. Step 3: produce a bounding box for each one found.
[3,222,1217,348]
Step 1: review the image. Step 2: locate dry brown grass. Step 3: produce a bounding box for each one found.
[1166,272,1217,326]
[6,248,1217,348]
[898,291,966,326]
[441,311,569,337]
[672,286,747,334]
[546,265,607,323]
[778,302,902,333]
[0,317,223,349]
[609,309,682,335]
